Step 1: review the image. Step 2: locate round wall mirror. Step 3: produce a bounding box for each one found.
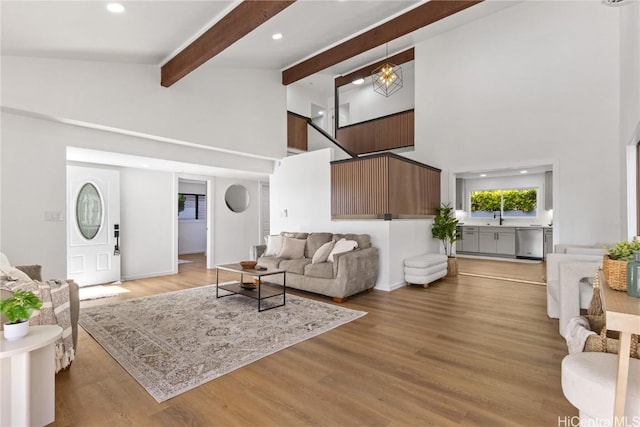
[225,184,250,213]
[76,182,103,240]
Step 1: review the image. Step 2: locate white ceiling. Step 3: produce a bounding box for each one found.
[0,0,520,73]
[1,0,520,178]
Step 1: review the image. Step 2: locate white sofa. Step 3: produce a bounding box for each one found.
[546,245,605,337]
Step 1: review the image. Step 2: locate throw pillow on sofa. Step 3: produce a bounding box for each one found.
[264,235,283,257]
[278,237,306,259]
[312,241,335,264]
[0,252,34,282]
[327,238,358,263]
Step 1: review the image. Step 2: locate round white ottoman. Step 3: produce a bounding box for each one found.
[404,253,447,288]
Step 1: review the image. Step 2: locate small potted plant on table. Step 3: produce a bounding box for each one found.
[432,202,461,277]
[603,238,640,292]
[0,289,42,341]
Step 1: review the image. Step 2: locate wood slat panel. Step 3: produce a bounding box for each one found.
[331,153,440,218]
[287,112,308,151]
[388,156,440,216]
[331,156,388,217]
[336,110,414,155]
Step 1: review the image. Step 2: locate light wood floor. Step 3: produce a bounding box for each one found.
[54,254,575,426]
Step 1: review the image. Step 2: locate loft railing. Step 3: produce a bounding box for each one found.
[287,111,357,158]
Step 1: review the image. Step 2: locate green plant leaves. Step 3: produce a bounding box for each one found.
[0,289,42,324]
[432,203,459,256]
[471,188,537,213]
[604,238,640,261]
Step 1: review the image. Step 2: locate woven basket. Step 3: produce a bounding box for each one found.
[602,255,628,291]
[584,315,639,359]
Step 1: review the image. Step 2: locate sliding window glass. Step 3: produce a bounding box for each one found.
[178,194,206,220]
[470,188,537,218]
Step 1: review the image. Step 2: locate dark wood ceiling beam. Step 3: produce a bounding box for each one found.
[162,0,296,88]
[335,48,414,88]
[282,0,482,85]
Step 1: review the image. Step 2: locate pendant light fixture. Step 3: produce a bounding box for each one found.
[372,44,403,97]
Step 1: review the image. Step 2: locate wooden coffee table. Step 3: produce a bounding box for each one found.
[215,263,286,312]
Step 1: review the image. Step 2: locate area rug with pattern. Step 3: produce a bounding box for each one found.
[79,285,366,402]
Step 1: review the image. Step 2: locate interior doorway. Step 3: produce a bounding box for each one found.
[177,178,208,267]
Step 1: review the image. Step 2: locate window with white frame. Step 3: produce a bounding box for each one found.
[178,193,206,220]
[470,188,538,218]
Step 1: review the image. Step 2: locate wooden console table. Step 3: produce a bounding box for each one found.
[0,325,62,426]
[599,269,640,419]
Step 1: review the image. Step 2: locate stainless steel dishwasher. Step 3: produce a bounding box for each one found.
[516,227,543,259]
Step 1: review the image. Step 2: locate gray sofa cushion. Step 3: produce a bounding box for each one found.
[305,232,333,258]
[333,233,371,249]
[279,259,312,275]
[281,232,309,240]
[304,262,334,279]
[257,256,281,270]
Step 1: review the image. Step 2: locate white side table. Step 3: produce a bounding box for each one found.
[1,325,62,427]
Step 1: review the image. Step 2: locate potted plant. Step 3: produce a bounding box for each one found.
[432,202,461,276]
[603,238,640,291]
[0,289,42,341]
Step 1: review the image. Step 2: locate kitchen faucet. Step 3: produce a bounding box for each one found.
[494,210,503,226]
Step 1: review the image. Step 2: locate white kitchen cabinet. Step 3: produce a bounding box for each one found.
[496,230,516,255]
[479,230,496,253]
[543,228,553,258]
[478,227,516,256]
[460,226,479,253]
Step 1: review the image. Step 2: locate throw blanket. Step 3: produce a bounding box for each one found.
[2,279,75,372]
[565,316,596,354]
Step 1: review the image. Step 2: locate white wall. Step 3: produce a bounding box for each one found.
[0,112,265,280]
[213,178,261,264]
[2,57,286,160]
[620,1,640,238]
[1,114,69,278]
[1,54,284,278]
[120,168,175,280]
[178,181,207,255]
[270,149,438,290]
[287,76,333,118]
[339,63,415,125]
[411,1,620,245]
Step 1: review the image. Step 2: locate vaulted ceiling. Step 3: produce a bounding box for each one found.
[1,0,520,88]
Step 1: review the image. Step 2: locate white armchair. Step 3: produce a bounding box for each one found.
[546,251,604,337]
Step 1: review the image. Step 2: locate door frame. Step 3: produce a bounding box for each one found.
[174,174,215,271]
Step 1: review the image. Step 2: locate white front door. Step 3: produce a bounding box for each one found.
[67,165,121,286]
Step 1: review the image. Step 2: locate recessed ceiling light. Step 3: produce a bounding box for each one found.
[272,33,283,40]
[520,170,528,174]
[480,173,487,177]
[106,3,125,13]
[318,111,324,115]
[352,78,364,85]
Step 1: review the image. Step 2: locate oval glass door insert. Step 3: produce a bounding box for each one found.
[76,183,103,240]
